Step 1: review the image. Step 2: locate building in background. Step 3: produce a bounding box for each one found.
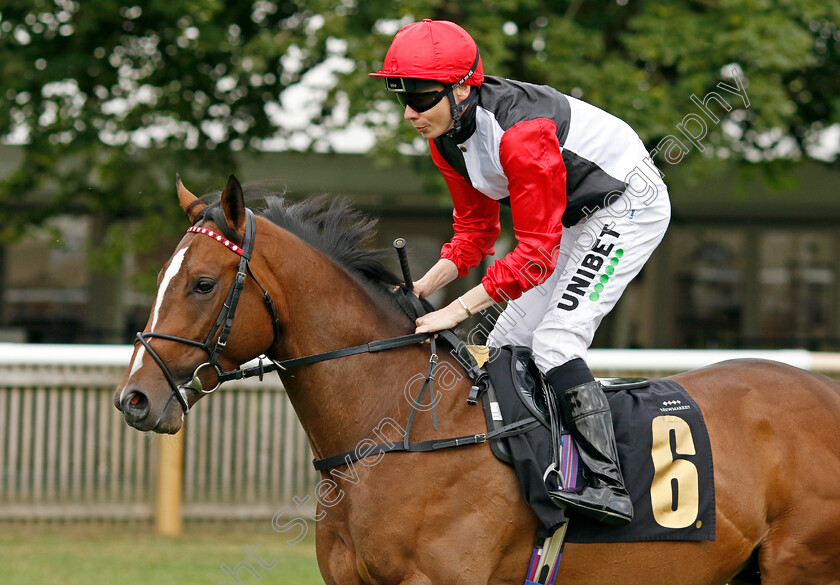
[1,145,838,351]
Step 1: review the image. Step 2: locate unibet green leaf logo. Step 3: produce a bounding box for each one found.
[590,249,624,302]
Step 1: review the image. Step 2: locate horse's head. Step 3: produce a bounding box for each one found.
[113,175,280,433]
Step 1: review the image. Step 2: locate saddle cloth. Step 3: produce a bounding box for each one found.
[475,345,716,543]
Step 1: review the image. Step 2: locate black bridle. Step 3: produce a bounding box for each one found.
[132,209,515,471]
[133,210,446,415]
[134,210,281,413]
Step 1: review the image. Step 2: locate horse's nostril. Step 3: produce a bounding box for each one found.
[121,390,151,422]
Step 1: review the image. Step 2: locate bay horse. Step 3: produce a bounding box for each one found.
[115,175,840,585]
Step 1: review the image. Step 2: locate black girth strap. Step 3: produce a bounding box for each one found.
[312,417,541,472]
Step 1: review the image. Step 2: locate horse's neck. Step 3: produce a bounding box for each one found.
[261,236,425,459]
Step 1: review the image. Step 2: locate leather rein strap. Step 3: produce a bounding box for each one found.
[134,211,508,467]
[309,289,526,473]
[217,331,432,383]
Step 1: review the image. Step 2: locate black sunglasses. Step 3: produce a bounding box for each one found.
[396,88,449,113]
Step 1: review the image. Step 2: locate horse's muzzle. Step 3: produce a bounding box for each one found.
[119,390,151,425]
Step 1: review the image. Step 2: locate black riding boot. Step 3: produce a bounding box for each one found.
[546,359,633,526]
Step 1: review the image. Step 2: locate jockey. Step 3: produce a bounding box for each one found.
[371,19,670,525]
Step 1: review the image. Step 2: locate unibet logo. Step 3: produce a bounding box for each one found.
[556,225,621,311]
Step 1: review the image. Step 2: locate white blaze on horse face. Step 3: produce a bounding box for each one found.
[126,245,190,386]
[151,245,190,332]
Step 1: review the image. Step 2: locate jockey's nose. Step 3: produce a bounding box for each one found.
[120,390,151,423]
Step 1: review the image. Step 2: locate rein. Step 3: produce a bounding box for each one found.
[133,210,469,414]
[217,332,432,382]
[134,211,507,469]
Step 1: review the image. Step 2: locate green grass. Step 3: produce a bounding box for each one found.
[0,524,745,584]
[0,523,324,585]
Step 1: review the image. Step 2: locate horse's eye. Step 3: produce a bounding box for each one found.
[194,279,216,294]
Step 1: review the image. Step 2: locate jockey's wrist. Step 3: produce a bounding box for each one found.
[418,259,459,295]
[458,284,494,317]
[457,296,473,318]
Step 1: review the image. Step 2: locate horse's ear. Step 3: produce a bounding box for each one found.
[220,174,247,235]
[177,174,206,222]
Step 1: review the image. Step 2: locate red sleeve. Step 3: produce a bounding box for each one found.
[481,118,567,302]
[430,140,501,277]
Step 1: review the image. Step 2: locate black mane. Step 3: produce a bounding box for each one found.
[195,187,403,294]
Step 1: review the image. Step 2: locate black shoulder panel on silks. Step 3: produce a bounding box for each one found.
[478,76,572,142]
[432,135,471,184]
[437,76,629,227]
[479,77,629,227]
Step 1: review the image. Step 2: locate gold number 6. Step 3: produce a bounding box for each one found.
[650,415,700,529]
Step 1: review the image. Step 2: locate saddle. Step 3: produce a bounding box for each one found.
[472,345,648,535]
[473,345,716,544]
[474,344,647,466]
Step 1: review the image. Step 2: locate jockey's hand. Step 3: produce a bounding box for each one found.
[415,303,468,334]
[414,284,492,334]
[411,279,433,299]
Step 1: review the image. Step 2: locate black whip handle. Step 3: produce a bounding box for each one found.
[393,237,413,292]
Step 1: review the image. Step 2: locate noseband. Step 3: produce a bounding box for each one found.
[134,210,281,413]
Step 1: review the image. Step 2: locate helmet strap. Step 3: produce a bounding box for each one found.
[446,86,479,136]
[445,43,481,136]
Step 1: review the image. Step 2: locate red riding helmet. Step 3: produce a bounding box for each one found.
[370,19,484,90]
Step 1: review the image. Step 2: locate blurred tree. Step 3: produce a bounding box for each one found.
[0,0,342,340]
[0,0,837,339]
[337,0,839,170]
